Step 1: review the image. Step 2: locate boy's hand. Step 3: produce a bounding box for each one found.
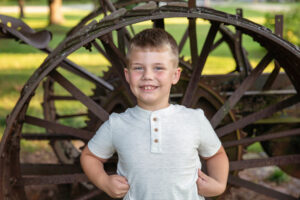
[196,169,225,197]
[102,175,130,198]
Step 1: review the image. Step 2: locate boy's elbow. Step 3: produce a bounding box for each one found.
[210,182,227,197]
[80,146,92,167]
[219,183,227,195]
[80,147,87,166]
[204,181,227,197]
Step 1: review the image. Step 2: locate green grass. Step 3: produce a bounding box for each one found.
[0,0,93,6]
[247,142,264,153]
[266,168,290,184]
[0,3,299,152]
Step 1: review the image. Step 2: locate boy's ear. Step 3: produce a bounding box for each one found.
[124,68,130,83]
[172,67,181,85]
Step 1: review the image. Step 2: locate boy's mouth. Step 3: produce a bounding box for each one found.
[140,85,158,91]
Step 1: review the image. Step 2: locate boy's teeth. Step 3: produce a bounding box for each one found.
[144,86,155,90]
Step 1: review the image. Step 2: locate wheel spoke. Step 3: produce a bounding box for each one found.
[20,174,88,185]
[19,167,115,185]
[210,53,273,128]
[235,8,252,75]
[102,0,116,12]
[267,15,284,88]
[100,35,136,104]
[280,59,300,94]
[21,164,82,175]
[48,95,76,100]
[223,127,300,148]
[24,116,93,141]
[190,84,222,113]
[129,24,136,36]
[216,95,300,137]
[60,59,114,91]
[74,189,103,200]
[49,70,109,122]
[48,95,102,101]
[263,61,281,90]
[241,46,253,72]
[42,41,113,92]
[56,113,88,119]
[182,22,220,106]
[209,36,225,53]
[229,155,300,171]
[188,18,198,70]
[117,28,127,55]
[22,133,78,140]
[218,25,238,73]
[188,0,196,7]
[92,40,109,60]
[228,175,298,200]
[178,26,189,54]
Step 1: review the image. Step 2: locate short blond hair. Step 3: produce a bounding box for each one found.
[127,28,179,67]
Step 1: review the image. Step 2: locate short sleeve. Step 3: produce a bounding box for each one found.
[88,119,115,159]
[197,109,222,158]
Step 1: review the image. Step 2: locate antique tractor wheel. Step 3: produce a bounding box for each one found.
[1,3,300,200]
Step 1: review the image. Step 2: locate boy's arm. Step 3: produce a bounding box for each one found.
[197,146,229,197]
[80,146,129,198]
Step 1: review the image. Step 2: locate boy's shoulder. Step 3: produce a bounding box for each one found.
[108,107,136,122]
[172,104,205,116]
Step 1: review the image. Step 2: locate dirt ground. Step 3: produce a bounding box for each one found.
[21,150,300,200]
[222,167,300,200]
[223,152,300,200]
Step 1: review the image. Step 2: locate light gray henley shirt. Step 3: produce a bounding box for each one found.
[88,104,221,200]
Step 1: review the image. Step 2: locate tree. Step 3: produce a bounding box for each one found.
[264,7,300,46]
[49,0,65,25]
[18,0,25,18]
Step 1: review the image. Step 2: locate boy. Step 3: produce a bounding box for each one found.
[81,28,229,200]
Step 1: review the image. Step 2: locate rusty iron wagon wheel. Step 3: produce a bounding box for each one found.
[1,2,300,200]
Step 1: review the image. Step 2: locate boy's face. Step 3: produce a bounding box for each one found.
[125,46,181,111]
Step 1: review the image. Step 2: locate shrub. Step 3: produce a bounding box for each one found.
[264,7,300,46]
[266,168,290,184]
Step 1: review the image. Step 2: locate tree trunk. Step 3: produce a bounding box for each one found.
[18,0,25,18]
[204,0,210,7]
[48,0,65,25]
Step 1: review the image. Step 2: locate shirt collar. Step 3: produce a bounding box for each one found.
[131,104,175,119]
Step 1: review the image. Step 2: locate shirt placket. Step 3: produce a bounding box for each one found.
[150,113,162,153]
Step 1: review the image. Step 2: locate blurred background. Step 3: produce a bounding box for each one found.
[2,0,299,150]
[0,0,299,199]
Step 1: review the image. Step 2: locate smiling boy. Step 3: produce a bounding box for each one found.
[81,28,229,200]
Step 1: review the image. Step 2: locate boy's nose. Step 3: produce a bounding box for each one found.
[142,68,153,80]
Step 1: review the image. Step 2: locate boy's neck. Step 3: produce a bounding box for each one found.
[137,102,170,111]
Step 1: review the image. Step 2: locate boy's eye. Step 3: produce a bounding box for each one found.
[154,66,164,71]
[132,66,143,71]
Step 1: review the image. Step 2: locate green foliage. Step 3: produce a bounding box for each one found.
[0,0,47,6]
[266,169,290,184]
[0,0,91,5]
[264,7,300,46]
[247,142,264,153]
